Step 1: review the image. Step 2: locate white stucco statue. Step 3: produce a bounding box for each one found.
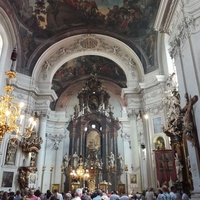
[117,153,124,170]
[108,152,115,168]
[63,153,70,167]
[73,151,79,168]
[175,153,183,181]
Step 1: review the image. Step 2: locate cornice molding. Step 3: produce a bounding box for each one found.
[154,0,178,33]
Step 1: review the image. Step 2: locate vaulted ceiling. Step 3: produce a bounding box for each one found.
[2,0,161,109]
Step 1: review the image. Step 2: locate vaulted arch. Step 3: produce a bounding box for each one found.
[33,34,145,93]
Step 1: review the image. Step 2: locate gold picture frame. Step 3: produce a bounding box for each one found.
[52,184,60,192]
[1,171,14,187]
[130,174,137,184]
[118,184,125,195]
[99,183,106,191]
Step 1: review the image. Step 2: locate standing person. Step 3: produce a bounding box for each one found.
[2,192,9,200]
[65,193,72,200]
[92,190,102,200]
[71,189,82,200]
[169,186,176,200]
[30,190,38,200]
[35,190,42,200]
[14,191,21,200]
[110,191,119,200]
[145,187,155,200]
[101,193,109,200]
[181,188,190,200]
[169,186,178,200]
[140,191,146,200]
[119,191,128,200]
[81,190,91,200]
[53,190,63,200]
[156,189,162,200]
[160,185,171,200]
[45,190,52,200]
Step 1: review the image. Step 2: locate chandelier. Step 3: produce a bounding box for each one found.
[0,49,37,141]
[70,162,90,180]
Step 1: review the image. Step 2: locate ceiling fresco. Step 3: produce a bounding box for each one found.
[6,0,160,74]
[52,55,127,98]
[10,0,159,37]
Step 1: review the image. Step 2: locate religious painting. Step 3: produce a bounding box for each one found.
[118,184,125,195]
[153,116,162,134]
[28,173,37,189]
[130,174,137,184]
[154,150,177,186]
[1,171,14,187]
[99,183,107,192]
[154,137,165,150]
[86,130,101,151]
[52,184,60,192]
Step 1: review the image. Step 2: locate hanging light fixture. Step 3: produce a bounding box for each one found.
[0,49,37,141]
[70,161,90,180]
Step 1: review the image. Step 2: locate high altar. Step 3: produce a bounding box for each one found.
[65,75,122,192]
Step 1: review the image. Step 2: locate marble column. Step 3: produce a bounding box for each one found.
[142,113,155,188]
[36,113,48,190]
[128,111,141,192]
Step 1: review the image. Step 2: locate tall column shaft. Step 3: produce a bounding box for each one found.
[36,114,47,191]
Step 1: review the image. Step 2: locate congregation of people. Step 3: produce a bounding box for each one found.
[0,184,191,200]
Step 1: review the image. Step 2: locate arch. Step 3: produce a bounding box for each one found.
[33,34,145,90]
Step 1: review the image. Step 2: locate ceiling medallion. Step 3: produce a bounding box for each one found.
[79,35,99,49]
